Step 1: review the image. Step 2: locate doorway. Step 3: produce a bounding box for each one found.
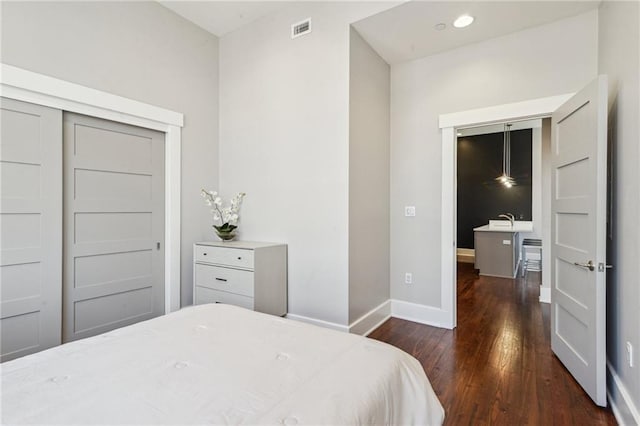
[438,93,573,329]
[455,120,542,275]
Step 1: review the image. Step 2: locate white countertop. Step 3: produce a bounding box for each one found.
[474,220,533,233]
[474,224,519,233]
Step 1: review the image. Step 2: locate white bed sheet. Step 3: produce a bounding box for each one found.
[1,304,444,425]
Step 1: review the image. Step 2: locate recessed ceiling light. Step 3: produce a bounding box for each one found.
[434,23,446,31]
[457,132,462,136]
[453,14,474,28]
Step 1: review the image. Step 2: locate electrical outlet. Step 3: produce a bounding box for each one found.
[405,273,413,284]
[627,341,634,368]
[404,206,416,217]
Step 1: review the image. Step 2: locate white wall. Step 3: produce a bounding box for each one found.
[520,120,551,295]
[390,10,598,307]
[219,2,395,326]
[0,1,219,306]
[541,118,552,294]
[348,28,390,323]
[598,1,640,423]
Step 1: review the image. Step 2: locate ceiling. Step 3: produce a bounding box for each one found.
[159,1,289,37]
[353,1,600,64]
[160,1,600,64]
[458,118,542,138]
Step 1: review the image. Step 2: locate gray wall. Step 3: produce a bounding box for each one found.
[218,2,395,326]
[390,10,598,307]
[348,28,390,323]
[0,1,219,306]
[598,1,640,422]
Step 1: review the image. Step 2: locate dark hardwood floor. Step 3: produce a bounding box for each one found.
[369,262,616,425]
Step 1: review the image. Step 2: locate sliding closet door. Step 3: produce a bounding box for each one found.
[0,98,62,362]
[63,113,165,342]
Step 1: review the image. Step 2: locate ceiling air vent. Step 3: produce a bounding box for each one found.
[291,18,312,39]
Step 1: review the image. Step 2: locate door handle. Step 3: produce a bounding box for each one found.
[574,260,595,271]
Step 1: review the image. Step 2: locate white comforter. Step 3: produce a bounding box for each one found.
[1,304,444,425]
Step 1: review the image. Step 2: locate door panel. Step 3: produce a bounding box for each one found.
[0,98,62,362]
[63,113,164,342]
[551,76,608,406]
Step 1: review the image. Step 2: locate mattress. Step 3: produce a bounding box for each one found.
[1,304,444,425]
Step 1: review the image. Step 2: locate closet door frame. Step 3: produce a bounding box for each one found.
[0,63,184,313]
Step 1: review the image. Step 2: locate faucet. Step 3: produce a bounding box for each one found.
[499,213,515,227]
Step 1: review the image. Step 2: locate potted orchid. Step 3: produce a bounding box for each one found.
[201,189,246,241]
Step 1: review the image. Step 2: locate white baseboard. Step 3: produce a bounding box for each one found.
[286,301,392,336]
[287,299,449,334]
[391,299,449,328]
[285,313,348,333]
[348,300,391,336]
[456,254,475,263]
[456,248,475,264]
[456,248,475,256]
[607,361,640,426]
[539,286,551,303]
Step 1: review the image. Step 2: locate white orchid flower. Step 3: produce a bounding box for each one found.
[201,190,246,228]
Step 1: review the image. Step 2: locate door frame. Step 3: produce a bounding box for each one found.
[438,93,574,328]
[0,63,183,313]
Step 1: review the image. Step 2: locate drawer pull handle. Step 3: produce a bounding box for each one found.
[237,257,242,260]
[215,278,227,282]
[203,253,207,256]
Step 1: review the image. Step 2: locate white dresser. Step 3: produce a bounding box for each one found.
[193,241,287,316]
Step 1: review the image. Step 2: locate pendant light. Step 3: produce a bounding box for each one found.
[496,123,515,187]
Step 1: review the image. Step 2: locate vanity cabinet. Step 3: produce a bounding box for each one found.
[474,230,520,278]
[193,241,287,316]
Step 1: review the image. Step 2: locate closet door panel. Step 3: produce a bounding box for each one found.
[63,113,165,343]
[0,98,62,362]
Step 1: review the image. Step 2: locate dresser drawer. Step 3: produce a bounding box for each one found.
[195,286,254,310]
[195,245,254,269]
[195,263,254,297]
[193,241,287,316]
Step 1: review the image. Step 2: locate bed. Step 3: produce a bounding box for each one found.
[1,304,445,425]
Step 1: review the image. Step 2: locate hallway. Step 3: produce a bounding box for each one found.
[369,263,616,425]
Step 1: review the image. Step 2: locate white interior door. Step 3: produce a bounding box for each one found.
[551,75,608,406]
[0,98,62,361]
[63,113,165,342]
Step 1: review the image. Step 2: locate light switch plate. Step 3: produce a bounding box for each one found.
[405,206,416,217]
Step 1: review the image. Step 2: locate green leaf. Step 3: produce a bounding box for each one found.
[213,223,238,232]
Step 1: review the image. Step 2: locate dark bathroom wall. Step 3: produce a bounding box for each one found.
[457,129,532,249]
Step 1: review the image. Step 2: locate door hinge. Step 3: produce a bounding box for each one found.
[157,242,161,250]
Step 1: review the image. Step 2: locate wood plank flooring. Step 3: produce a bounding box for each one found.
[369,262,617,425]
